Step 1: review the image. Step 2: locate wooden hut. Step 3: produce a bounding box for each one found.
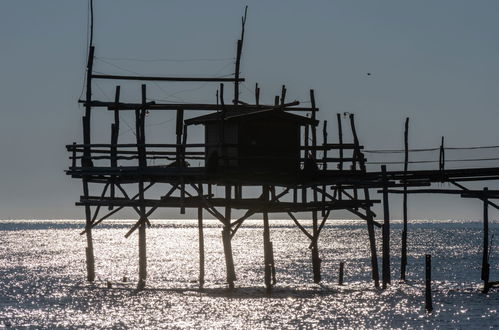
[186,108,318,173]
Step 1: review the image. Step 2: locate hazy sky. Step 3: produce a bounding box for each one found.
[1,1,499,220]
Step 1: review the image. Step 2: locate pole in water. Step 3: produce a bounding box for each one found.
[425,254,433,312]
[482,187,490,294]
[381,165,391,289]
[138,219,147,289]
[338,262,345,285]
[401,117,409,281]
[262,186,272,292]
[222,185,236,289]
[198,186,205,287]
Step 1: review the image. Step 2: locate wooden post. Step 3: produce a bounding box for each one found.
[198,184,205,287]
[233,6,247,105]
[366,208,380,288]
[109,85,121,210]
[482,187,490,294]
[262,185,273,292]
[338,262,344,285]
[83,178,95,282]
[425,254,433,312]
[311,210,321,283]
[138,219,147,289]
[255,83,260,106]
[222,185,236,288]
[381,165,391,289]
[439,136,445,173]
[349,114,360,203]
[302,125,309,203]
[322,121,328,216]
[309,91,321,284]
[337,113,343,199]
[137,84,147,289]
[401,117,409,280]
[176,108,184,162]
[280,85,287,109]
[83,46,94,164]
[270,241,276,285]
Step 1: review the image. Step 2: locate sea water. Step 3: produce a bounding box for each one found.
[0,219,498,328]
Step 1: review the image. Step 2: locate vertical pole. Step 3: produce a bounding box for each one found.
[83,178,95,282]
[482,187,490,293]
[322,121,328,217]
[309,90,321,284]
[401,117,409,280]
[366,207,380,288]
[311,210,321,283]
[137,84,147,289]
[381,165,391,289]
[176,109,184,163]
[349,114,360,203]
[262,185,272,292]
[337,113,343,200]
[302,125,309,203]
[233,6,247,105]
[109,85,121,210]
[280,85,287,107]
[270,241,276,285]
[255,83,260,106]
[425,254,433,312]
[198,184,205,287]
[222,185,236,288]
[82,44,95,282]
[338,262,344,285]
[439,136,445,172]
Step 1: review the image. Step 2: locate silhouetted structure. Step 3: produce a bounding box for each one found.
[67,3,498,292]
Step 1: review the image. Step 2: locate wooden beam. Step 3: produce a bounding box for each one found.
[78,100,318,112]
[92,74,244,82]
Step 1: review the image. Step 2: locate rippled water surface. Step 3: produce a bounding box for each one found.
[1,219,498,328]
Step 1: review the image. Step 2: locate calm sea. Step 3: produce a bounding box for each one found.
[1,219,498,328]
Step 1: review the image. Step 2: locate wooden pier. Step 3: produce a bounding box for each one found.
[67,4,498,291]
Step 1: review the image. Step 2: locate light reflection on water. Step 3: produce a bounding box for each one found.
[0,219,498,328]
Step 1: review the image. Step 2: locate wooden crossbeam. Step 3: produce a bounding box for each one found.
[92,74,244,82]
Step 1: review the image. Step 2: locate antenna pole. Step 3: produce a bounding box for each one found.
[234,6,248,105]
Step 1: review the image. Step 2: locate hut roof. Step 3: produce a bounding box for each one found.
[185,107,318,126]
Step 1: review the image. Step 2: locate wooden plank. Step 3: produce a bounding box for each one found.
[92,74,244,82]
[79,100,318,112]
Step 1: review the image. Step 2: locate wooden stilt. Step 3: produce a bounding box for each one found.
[367,210,380,288]
[337,114,343,199]
[223,185,236,288]
[83,180,95,282]
[311,210,321,283]
[381,165,391,289]
[270,241,276,285]
[137,85,148,289]
[425,254,433,312]
[138,219,147,289]
[198,185,205,287]
[482,187,490,294]
[338,262,344,285]
[401,118,409,280]
[262,185,273,292]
